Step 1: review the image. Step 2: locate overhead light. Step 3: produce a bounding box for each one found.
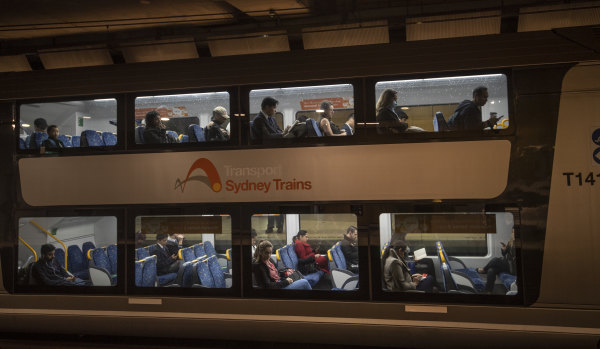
[83,116,92,119]
[490,101,495,104]
[161,117,170,121]
[22,123,30,127]
[401,107,409,110]
[94,98,115,102]
[316,109,324,113]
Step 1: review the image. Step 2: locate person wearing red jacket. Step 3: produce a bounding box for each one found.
[293,230,329,274]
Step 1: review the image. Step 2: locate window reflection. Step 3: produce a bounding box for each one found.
[17,216,117,287]
[19,99,117,150]
[375,74,508,133]
[134,92,230,144]
[134,215,232,288]
[379,212,517,295]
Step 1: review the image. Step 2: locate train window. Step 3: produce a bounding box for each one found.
[249,84,355,141]
[134,92,230,144]
[134,214,232,288]
[251,213,358,291]
[379,212,517,295]
[17,216,117,287]
[374,74,508,133]
[19,98,117,151]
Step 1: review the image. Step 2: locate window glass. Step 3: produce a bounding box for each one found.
[251,213,358,291]
[17,216,117,287]
[134,92,230,144]
[374,74,508,133]
[134,215,232,288]
[249,84,355,140]
[379,212,517,295]
[19,99,117,150]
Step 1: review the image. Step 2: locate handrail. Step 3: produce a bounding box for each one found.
[30,220,68,270]
[18,237,38,262]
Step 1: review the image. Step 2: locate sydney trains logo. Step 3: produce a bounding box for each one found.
[174,158,222,193]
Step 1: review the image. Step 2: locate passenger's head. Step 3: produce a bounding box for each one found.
[376,89,398,111]
[320,101,334,119]
[47,125,59,139]
[391,240,409,258]
[212,106,230,126]
[251,229,257,246]
[293,230,309,243]
[472,86,488,107]
[156,233,168,246]
[145,110,161,128]
[40,243,56,261]
[261,97,279,117]
[346,226,358,242]
[346,113,355,128]
[33,118,48,132]
[296,115,308,122]
[255,240,273,262]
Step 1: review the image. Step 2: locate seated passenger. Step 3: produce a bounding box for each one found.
[376,89,408,134]
[29,117,48,148]
[42,125,65,149]
[154,233,181,275]
[252,240,312,290]
[143,110,177,144]
[341,113,354,136]
[477,228,516,293]
[293,230,329,274]
[393,107,425,132]
[166,233,184,256]
[382,239,435,292]
[251,97,291,140]
[206,106,230,141]
[32,244,89,286]
[319,101,346,136]
[340,226,359,274]
[447,86,499,131]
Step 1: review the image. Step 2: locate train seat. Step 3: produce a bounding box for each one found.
[80,130,104,147]
[71,135,81,147]
[29,132,48,149]
[433,112,450,132]
[499,272,517,290]
[137,255,159,287]
[177,259,199,287]
[166,130,179,143]
[278,243,323,287]
[134,260,144,287]
[207,255,231,288]
[188,124,206,142]
[107,244,118,276]
[436,242,478,293]
[194,258,215,288]
[328,242,358,290]
[54,248,66,269]
[58,134,72,147]
[193,243,206,259]
[178,246,196,262]
[19,138,27,149]
[203,241,228,270]
[306,118,323,137]
[136,246,150,260]
[88,247,116,285]
[102,132,117,146]
[135,126,145,144]
[67,245,89,280]
[179,134,189,143]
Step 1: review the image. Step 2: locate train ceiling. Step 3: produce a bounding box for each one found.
[0,0,599,71]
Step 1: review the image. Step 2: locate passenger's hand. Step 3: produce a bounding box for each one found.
[286,277,293,284]
[171,254,178,260]
[411,274,422,282]
[488,116,500,127]
[66,276,75,282]
[315,254,320,258]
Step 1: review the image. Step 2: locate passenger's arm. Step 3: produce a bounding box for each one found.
[320,118,345,136]
[391,262,416,291]
[255,118,283,139]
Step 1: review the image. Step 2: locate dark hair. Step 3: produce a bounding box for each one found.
[254,240,273,263]
[145,110,160,127]
[320,100,333,111]
[292,230,308,242]
[473,86,488,98]
[34,118,48,131]
[261,97,278,110]
[41,243,55,255]
[156,233,168,241]
[47,125,58,135]
[251,229,257,238]
[382,240,408,262]
[296,115,308,122]
[346,226,357,234]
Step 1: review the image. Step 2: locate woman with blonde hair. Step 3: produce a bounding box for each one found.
[252,240,312,290]
[376,89,407,134]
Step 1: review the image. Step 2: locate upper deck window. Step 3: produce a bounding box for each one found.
[249,84,354,141]
[134,92,230,144]
[374,74,508,133]
[19,98,117,150]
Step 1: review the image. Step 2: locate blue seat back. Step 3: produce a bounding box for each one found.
[188,124,205,142]
[195,258,215,288]
[193,243,206,258]
[136,247,150,260]
[71,136,81,147]
[90,248,112,274]
[181,261,196,287]
[277,245,293,269]
[141,255,157,287]
[19,138,26,149]
[102,132,117,146]
[332,243,347,270]
[30,132,48,149]
[25,136,31,148]
[286,243,299,269]
[179,246,196,262]
[207,256,226,288]
[107,244,118,275]
[67,245,85,274]
[166,130,179,142]
[81,130,104,147]
[54,248,66,269]
[180,135,189,143]
[134,260,144,287]
[82,242,95,268]
[135,126,145,144]
[307,118,323,137]
[57,134,72,147]
[203,241,217,257]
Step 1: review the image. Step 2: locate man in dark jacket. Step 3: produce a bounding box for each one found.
[448,86,499,131]
[32,244,88,286]
[143,110,177,144]
[340,226,359,274]
[251,97,291,140]
[154,233,180,275]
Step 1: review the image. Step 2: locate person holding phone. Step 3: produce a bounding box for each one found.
[382,237,436,292]
[477,228,516,293]
[155,233,181,275]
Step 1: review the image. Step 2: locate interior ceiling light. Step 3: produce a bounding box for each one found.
[22,123,30,127]
[83,116,92,119]
[401,107,409,110]
[161,117,170,121]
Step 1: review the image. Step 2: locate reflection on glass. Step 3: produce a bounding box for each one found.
[134,215,232,288]
[249,84,355,140]
[134,92,230,144]
[379,212,517,295]
[374,74,508,133]
[251,213,358,291]
[17,217,117,287]
[19,99,117,150]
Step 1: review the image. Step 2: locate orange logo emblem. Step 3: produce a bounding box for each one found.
[175,158,222,192]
